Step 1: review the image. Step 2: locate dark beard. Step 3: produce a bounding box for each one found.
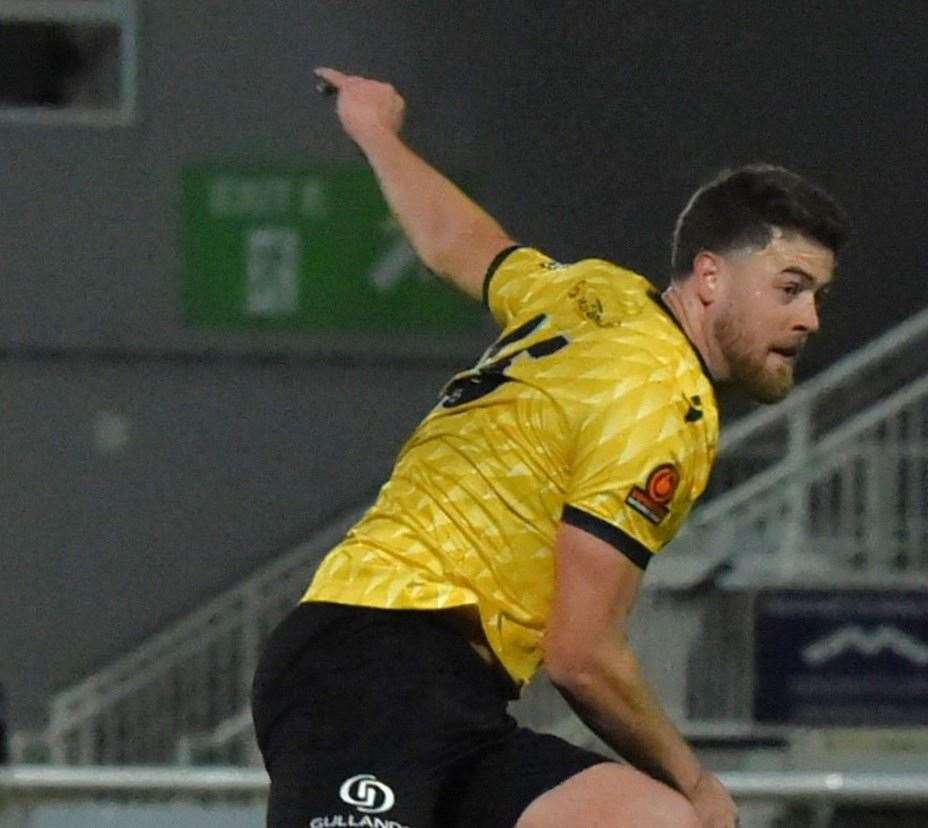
[714,312,794,404]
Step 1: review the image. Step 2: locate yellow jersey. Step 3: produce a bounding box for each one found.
[304,246,719,686]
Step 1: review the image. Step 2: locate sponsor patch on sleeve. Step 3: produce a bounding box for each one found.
[625,464,679,525]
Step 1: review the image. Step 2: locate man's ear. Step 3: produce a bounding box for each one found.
[691,251,725,306]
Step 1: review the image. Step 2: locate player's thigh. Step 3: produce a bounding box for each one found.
[516,762,701,828]
[441,727,618,827]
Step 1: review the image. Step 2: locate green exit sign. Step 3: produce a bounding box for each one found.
[181,163,483,333]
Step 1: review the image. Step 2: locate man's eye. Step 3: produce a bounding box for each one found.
[782,283,801,297]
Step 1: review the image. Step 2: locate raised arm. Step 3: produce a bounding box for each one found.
[315,68,515,301]
[544,522,739,827]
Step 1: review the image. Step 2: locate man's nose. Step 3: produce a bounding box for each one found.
[797,294,820,333]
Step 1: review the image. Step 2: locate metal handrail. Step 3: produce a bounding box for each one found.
[3,765,928,805]
[719,303,928,452]
[695,371,928,530]
[49,501,367,717]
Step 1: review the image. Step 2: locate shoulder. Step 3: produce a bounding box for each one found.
[484,247,657,327]
[563,275,694,376]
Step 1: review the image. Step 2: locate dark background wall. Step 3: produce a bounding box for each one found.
[2,1,926,730]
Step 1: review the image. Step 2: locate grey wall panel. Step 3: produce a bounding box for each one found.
[1,0,495,355]
[0,355,455,727]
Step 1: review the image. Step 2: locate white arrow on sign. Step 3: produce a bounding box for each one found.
[366,218,430,292]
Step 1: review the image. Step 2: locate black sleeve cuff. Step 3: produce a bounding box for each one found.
[482,244,524,308]
[562,505,654,570]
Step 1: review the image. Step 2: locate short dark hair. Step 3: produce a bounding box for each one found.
[671,164,850,278]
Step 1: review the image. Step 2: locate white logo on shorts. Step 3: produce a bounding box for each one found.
[339,774,395,814]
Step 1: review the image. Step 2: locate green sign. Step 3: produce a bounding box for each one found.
[181,164,484,332]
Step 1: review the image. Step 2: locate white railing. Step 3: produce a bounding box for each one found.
[660,371,928,587]
[4,764,928,806]
[654,305,928,587]
[703,304,928,500]
[655,368,928,586]
[39,306,928,766]
[44,505,366,766]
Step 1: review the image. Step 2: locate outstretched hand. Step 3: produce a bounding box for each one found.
[314,67,405,146]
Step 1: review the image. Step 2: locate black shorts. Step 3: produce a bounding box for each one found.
[251,602,609,828]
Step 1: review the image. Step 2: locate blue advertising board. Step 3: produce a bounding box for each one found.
[753,590,928,725]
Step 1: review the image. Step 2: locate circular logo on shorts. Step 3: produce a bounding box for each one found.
[339,774,395,814]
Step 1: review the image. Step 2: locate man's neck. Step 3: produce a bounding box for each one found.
[660,284,725,382]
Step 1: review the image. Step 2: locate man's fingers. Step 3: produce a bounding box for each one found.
[314,68,346,98]
[314,67,348,87]
[315,77,338,96]
[312,67,404,146]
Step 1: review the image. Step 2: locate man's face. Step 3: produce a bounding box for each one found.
[712,231,835,403]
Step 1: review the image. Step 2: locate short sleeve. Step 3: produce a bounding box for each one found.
[483,246,561,328]
[563,379,699,569]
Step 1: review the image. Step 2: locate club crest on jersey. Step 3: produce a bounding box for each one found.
[626,464,679,525]
[567,280,621,328]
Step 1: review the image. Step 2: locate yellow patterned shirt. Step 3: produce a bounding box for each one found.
[304,246,719,686]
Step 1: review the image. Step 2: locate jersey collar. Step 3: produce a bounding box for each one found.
[648,290,716,385]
